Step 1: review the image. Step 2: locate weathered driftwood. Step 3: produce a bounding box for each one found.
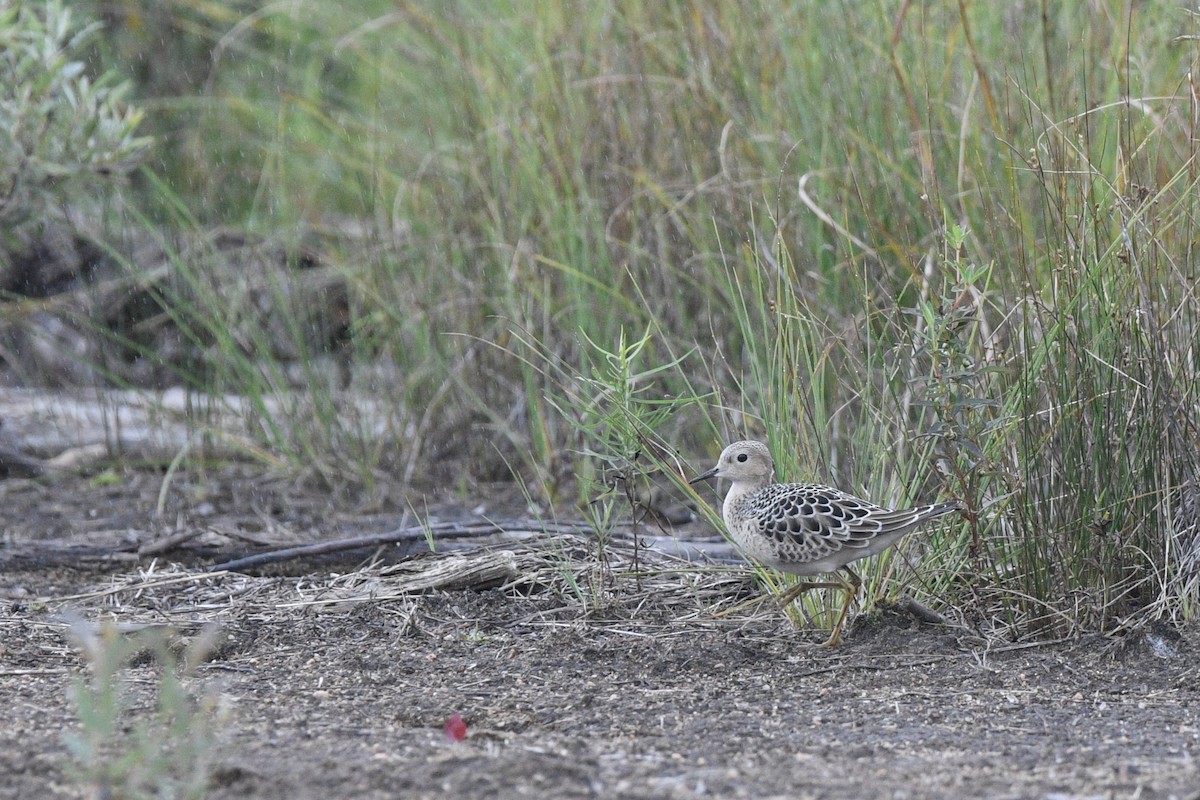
[1,516,740,573]
[276,551,524,610]
[0,386,389,465]
[206,520,585,572]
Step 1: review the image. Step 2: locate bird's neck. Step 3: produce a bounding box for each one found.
[722,478,766,519]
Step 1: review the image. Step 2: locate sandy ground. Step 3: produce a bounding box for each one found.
[2,468,1198,800]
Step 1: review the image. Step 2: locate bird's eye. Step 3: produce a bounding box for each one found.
[736,453,748,463]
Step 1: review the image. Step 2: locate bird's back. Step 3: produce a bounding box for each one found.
[724,482,959,576]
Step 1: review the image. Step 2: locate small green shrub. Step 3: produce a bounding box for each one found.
[64,618,225,800]
[0,1,151,242]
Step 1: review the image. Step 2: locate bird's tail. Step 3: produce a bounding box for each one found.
[915,500,962,523]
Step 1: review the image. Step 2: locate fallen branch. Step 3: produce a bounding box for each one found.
[3,516,740,573]
[206,520,594,572]
[892,594,956,627]
[276,550,524,608]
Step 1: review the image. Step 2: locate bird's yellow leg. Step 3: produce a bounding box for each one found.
[714,575,839,618]
[820,568,863,647]
[712,592,773,617]
[776,579,842,608]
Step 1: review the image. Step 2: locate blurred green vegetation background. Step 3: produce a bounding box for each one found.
[4,0,1200,633]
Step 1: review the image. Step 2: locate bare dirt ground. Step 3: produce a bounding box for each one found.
[2,467,1199,800]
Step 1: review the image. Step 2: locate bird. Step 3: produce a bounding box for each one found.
[689,440,960,646]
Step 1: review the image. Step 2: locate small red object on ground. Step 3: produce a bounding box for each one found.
[443,713,467,742]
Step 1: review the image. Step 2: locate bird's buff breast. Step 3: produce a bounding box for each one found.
[722,493,794,570]
[722,489,848,577]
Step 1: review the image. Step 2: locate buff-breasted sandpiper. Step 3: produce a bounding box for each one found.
[690,440,959,646]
